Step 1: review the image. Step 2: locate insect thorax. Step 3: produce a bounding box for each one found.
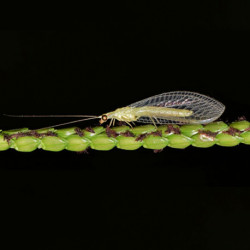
[108,107,137,122]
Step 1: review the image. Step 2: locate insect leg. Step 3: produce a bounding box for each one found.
[149,116,157,128]
[125,121,133,128]
[153,117,161,125]
[109,118,113,127]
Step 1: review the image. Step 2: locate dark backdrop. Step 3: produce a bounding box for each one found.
[1,3,250,249]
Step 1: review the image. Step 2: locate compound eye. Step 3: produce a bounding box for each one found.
[101,115,108,121]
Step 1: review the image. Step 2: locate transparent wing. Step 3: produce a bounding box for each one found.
[129,91,225,124]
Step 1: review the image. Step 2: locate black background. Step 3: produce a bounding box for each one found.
[1,2,250,249]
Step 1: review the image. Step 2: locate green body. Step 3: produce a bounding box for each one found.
[107,106,193,122]
[0,120,249,152]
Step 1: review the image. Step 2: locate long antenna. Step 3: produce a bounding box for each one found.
[32,116,100,130]
[3,114,98,118]
[3,114,101,130]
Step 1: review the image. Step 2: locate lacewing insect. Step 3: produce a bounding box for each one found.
[5,91,225,129]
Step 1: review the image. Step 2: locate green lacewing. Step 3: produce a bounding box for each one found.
[5,91,225,129]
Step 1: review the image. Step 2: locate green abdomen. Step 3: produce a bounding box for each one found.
[133,106,193,118]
